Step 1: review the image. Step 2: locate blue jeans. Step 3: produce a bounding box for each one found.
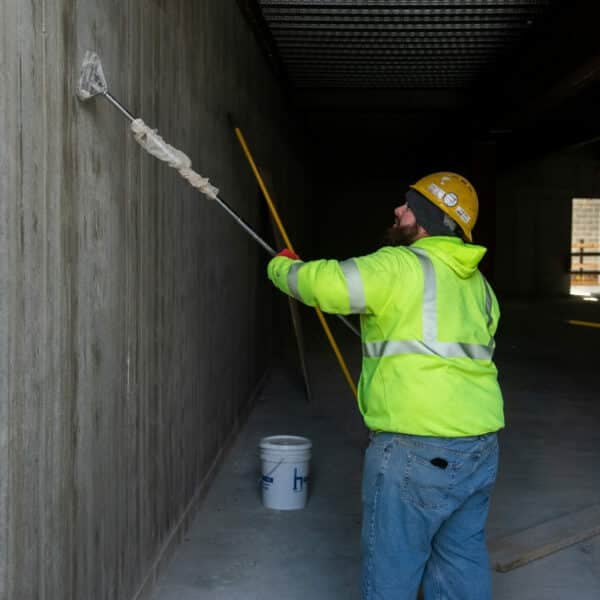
[361,432,499,600]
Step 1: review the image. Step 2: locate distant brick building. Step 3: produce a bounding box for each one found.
[571,198,600,286]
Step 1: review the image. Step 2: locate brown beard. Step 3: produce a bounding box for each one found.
[383,223,420,247]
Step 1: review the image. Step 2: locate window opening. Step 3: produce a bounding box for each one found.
[570,198,600,297]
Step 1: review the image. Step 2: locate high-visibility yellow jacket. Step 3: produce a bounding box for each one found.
[267,236,504,437]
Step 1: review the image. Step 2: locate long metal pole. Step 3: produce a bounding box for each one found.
[101,91,137,122]
[96,91,360,340]
[92,90,360,400]
[98,91,281,256]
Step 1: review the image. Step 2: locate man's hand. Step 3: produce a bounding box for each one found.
[276,248,300,260]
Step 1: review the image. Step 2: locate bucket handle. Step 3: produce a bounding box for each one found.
[259,459,283,485]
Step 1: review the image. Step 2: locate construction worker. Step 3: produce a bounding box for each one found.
[267,172,504,600]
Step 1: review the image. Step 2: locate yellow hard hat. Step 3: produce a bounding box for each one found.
[410,172,478,241]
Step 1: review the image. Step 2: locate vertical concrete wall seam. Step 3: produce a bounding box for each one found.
[39,0,49,597]
[0,3,13,598]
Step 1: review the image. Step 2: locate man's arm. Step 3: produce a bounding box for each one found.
[267,247,408,316]
[267,256,357,315]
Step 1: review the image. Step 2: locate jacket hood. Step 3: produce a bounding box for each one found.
[411,236,486,279]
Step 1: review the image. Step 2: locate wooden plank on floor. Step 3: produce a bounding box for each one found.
[567,319,600,329]
[489,504,600,572]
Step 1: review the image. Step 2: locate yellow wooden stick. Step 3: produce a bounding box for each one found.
[234,126,358,399]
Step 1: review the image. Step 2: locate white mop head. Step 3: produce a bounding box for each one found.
[77,51,108,100]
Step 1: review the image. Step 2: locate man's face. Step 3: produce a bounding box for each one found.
[383,202,423,246]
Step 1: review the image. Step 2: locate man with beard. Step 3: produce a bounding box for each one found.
[267,172,504,600]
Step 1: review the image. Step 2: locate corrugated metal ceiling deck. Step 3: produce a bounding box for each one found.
[257,0,556,89]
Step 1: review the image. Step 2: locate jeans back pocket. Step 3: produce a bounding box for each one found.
[400,446,461,511]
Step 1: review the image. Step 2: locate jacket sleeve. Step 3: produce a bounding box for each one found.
[267,256,356,314]
[267,248,411,315]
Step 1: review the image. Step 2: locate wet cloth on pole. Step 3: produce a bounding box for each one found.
[130,118,219,200]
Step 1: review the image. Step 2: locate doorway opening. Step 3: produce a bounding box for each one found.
[570,198,600,297]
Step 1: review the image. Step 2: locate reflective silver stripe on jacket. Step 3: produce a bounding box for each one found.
[287,259,368,313]
[339,259,367,313]
[482,276,493,332]
[363,248,495,361]
[287,263,303,301]
[362,339,494,360]
[411,249,437,341]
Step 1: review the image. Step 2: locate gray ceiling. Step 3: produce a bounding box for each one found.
[257,0,554,90]
[238,1,600,163]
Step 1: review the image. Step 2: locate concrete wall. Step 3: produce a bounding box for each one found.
[0,2,310,599]
[572,198,600,247]
[495,146,600,297]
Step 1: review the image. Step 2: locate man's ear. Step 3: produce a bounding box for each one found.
[417,225,429,239]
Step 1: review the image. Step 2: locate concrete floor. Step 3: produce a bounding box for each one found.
[153,300,600,600]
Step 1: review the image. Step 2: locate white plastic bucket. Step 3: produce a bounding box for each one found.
[259,435,312,510]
